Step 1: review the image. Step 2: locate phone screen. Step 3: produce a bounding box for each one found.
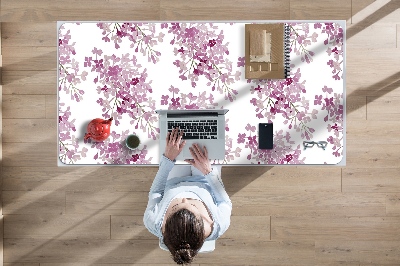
[258,123,273,149]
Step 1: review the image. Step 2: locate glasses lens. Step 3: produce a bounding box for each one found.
[316,141,327,148]
[303,141,314,147]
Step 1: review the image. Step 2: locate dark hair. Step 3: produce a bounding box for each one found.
[163,208,206,264]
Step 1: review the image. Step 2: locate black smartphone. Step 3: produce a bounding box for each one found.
[258,123,273,149]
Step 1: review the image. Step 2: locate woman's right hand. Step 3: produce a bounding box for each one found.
[184,144,212,175]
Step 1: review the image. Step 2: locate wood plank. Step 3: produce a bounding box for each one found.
[2,142,58,167]
[2,191,65,215]
[3,239,165,264]
[222,216,270,240]
[223,166,341,194]
[3,95,46,119]
[2,70,56,95]
[398,24,400,48]
[196,239,316,265]
[316,240,400,264]
[2,51,57,71]
[231,192,386,217]
[2,119,56,143]
[273,216,400,241]
[351,0,400,25]
[111,216,154,240]
[346,49,400,97]
[41,264,194,266]
[0,216,3,266]
[2,167,112,192]
[66,191,148,216]
[4,238,315,264]
[4,82,56,96]
[386,194,400,216]
[160,0,290,20]
[346,143,400,168]
[2,46,56,57]
[0,23,3,266]
[2,166,157,192]
[46,95,56,119]
[290,0,351,20]
[4,214,110,240]
[0,0,160,22]
[343,168,400,193]
[367,96,400,120]
[1,22,56,46]
[351,0,376,24]
[4,263,39,266]
[346,96,366,120]
[346,120,400,144]
[347,23,397,49]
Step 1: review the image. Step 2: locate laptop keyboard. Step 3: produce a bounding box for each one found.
[168,120,218,139]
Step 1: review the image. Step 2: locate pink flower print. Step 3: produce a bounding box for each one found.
[169,23,238,102]
[169,85,180,94]
[254,85,262,92]
[208,39,216,47]
[185,103,198,109]
[296,111,306,121]
[171,97,181,107]
[131,77,139,86]
[245,123,256,132]
[187,93,197,101]
[107,65,122,79]
[296,35,305,44]
[237,56,245,67]
[322,85,333,94]
[324,97,334,107]
[184,27,199,38]
[333,73,341,80]
[314,95,323,105]
[256,112,264,119]
[247,135,257,146]
[161,95,169,105]
[132,154,139,162]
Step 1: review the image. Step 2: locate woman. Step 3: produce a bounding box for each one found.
[144,128,232,264]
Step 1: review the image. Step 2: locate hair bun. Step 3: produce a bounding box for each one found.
[174,247,193,264]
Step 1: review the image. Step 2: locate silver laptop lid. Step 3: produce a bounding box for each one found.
[156,109,229,116]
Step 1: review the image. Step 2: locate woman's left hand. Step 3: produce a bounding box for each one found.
[164,127,186,161]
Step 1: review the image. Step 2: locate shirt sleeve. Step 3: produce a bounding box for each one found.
[205,167,232,238]
[143,155,175,237]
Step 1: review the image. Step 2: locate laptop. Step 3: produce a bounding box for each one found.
[156,109,229,160]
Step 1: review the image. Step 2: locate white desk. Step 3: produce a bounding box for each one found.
[58,21,346,165]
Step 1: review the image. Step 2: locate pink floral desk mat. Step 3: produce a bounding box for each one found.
[58,21,345,165]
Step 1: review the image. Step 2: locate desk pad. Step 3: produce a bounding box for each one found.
[58,22,345,165]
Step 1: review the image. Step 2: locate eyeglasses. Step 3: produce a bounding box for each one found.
[303,141,328,150]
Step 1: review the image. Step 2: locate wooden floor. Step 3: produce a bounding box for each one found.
[1,0,400,265]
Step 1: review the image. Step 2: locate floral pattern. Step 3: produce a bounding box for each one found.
[58,22,345,165]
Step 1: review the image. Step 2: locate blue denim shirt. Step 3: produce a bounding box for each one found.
[143,155,232,241]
